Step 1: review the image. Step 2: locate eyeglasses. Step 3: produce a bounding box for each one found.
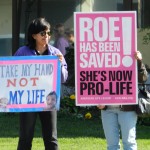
[39,31,51,36]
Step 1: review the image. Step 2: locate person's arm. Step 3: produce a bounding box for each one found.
[56,54,68,83]
[135,51,148,83]
[138,60,148,83]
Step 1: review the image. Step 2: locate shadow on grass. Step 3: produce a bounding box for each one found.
[0,113,150,140]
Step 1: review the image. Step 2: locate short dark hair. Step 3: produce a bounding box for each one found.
[65,28,74,36]
[27,17,51,49]
[54,23,65,36]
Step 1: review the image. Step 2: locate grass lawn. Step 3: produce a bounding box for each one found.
[0,113,150,150]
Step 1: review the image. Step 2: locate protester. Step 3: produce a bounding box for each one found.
[97,51,148,150]
[64,28,75,87]
[65,28,74,49]
[14,17,68,150]
[53,23,69,56]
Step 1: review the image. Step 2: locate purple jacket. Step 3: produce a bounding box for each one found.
[14,44,68,83]
[54,36,69,56]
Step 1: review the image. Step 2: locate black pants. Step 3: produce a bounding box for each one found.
[17,111,58,150]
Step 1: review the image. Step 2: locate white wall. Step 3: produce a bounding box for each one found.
[0,0,12,35]
[81,0,122,12]
[137,29,150,66]
[0,0,12,56]
[80,0,93,12]
[93,0,118,11]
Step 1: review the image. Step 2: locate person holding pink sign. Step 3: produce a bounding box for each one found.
[98,51,148,150]
[15,18,68,150]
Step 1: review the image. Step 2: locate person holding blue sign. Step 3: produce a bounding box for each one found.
[15,18,68,150]
[98,51,148,150]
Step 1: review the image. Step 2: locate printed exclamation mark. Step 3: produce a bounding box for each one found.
[122,17,133,67]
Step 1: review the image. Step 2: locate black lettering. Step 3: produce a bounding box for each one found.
[109,71,116,81]
[127,82,132,94]
[80,71,86,81]
[123,71,132,81]
[109,71,132,81]
[109,82,132,95]
[120,82,126,94]
[116,71,122,81]
[96,82,104,95]
[80,82,87,95]
[101,71,107,81]
[88,82,95,95]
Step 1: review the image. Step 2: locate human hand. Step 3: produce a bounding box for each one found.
[56,54,63,62]
[134,51,142,61]
[97,105,105,109]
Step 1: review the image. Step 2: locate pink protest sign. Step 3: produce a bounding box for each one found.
[74,11,137,105]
